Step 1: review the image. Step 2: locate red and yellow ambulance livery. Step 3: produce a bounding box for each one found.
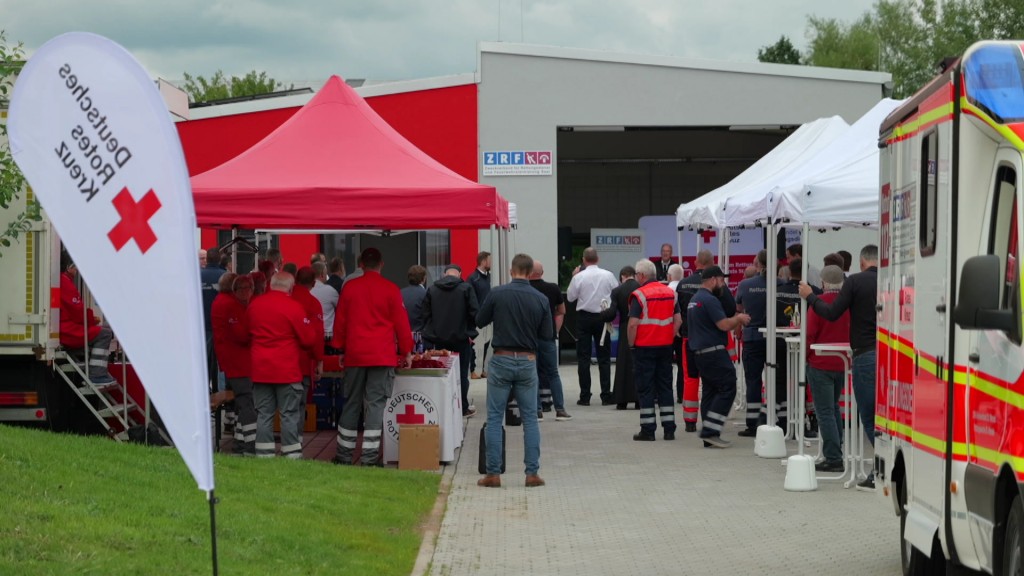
[877,40,1024,575]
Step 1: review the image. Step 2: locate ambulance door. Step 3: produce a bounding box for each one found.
[910,127,952,528]
[960,149,1024,564]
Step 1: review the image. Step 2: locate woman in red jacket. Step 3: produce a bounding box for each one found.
[212,273,256,455]
[806,265,852,473]
[59,252,115,384]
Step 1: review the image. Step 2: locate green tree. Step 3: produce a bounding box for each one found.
[803,0,1024,98]
[182,69,292,104]
[0,30,40,256]
[757,35,801,64]
[803,13,880,72]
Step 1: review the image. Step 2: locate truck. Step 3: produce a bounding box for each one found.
[877,40,1024,574]
[0,103,164,437]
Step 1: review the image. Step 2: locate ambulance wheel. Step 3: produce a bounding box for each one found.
[1004,495,1023,576]
[900,480,934,576]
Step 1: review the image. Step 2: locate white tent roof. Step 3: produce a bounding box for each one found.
[721,99,902,228]
[675,116,849,230]
[771,98,903,227]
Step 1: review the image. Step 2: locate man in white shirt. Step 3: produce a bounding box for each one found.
[566,247,619,406]
[666,264,684,292]
[310,261,339,343]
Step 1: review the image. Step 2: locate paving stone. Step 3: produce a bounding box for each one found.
[429,364,902,575]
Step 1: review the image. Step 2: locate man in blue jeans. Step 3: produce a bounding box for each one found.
[799,245,879,490]
[476,253,553,488]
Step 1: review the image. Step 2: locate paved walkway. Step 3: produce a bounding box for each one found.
[427,365,902,576]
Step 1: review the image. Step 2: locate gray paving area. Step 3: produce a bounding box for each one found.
[428,364,902,576]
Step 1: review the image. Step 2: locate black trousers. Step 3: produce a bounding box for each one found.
[576,310,611,401]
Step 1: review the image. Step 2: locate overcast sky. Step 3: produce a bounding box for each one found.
[1,0,877,85]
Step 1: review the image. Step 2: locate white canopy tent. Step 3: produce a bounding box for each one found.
[675,116,849,230]
[671,103,902,466]
[722,99,903,229]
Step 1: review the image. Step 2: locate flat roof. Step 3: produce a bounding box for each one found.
[186,43,890,121]
[478,42,892,85]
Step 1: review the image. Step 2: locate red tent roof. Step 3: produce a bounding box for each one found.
[191,76,508,230]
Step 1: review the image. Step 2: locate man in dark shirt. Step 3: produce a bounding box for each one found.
[687,266,749,448]
[476,253,552,488]
[799,244,879,491]
[422,264,479,417]
[326,257,345,294]
[401,265,428,333]
[676,249,713,429]
[469,251,493,378]
[201,247,227,391]
[529,261,572,421]
[735,250,789,435]
[655,243,675,282]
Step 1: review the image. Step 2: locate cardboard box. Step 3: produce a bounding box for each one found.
[399,424,440,471]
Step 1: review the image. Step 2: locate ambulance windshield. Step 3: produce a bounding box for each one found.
[964,43,1024,124]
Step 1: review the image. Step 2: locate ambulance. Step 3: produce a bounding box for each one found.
[0,79,186,434]
[0,109,66,427]
[877,40,1024,574]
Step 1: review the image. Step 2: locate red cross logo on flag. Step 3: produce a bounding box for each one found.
[108,187,162,254]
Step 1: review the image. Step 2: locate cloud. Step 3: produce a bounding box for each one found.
[0,0,876,83]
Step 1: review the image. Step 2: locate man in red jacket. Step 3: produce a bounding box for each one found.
[212,273,256,455]
[292,266,324,440]
[248,272,319,459]
[59,252,115,384]
[806,265,851,473]
[332,248,413,466]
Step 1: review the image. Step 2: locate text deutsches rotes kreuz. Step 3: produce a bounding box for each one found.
[53,63,133,203]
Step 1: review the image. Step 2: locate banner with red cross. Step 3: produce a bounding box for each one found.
[8,32,213,492]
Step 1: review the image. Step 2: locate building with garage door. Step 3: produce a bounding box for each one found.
[177,42,890,287]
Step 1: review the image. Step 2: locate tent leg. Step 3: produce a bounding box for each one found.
[765,221,777,429]
[231,227,238,273]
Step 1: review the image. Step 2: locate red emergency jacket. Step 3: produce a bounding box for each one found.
[59,272,102,349]
[806,290,850,372]
[292,285,324,377]
[212,292,251,379]
[630,281,676,347]
[331,270,413,367]
[248,290,317,384]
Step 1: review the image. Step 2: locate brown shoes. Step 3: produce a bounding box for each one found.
[477,474,501,488]
[479,474,545,487]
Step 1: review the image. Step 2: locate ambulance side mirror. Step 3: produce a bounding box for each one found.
[954,255,1015,333]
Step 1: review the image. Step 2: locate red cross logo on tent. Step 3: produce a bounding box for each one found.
[107,187,162,254]
[396,404,425,425]
[699,229,717,244]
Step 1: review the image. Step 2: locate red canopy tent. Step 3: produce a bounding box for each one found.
[191,75,508,231]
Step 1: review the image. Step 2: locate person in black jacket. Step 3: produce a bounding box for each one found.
[600,266,640,410]
[422,264,480,416]
[799,244,878,491]
[468,252,492,378]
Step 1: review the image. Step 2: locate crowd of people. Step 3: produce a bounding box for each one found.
[561,241,879,490]
[199,245,572,478]
[59,237,878,490]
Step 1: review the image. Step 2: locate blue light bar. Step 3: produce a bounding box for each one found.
[963,43,1024,123]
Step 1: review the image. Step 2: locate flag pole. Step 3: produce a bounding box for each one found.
[209,490,220,576]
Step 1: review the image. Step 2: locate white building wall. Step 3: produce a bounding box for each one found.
[476,43,890,280]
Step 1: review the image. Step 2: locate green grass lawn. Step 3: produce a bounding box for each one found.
[0,425,441,576]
